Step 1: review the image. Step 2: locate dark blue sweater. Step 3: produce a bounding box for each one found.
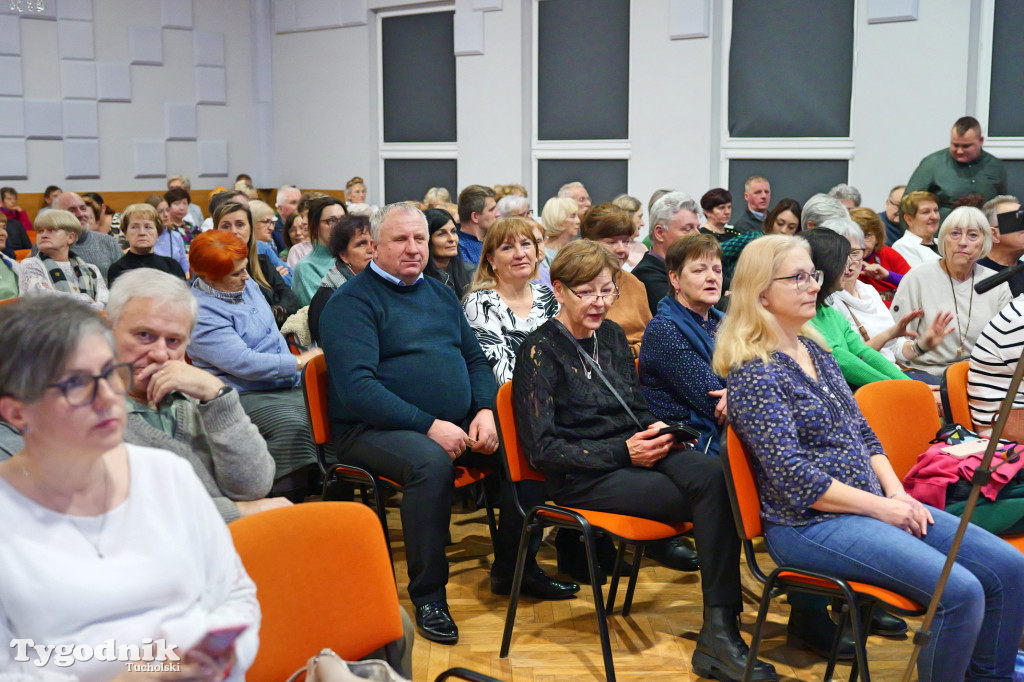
[321,266,497,436]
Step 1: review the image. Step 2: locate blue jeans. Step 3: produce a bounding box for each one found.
[764,506,1024,682]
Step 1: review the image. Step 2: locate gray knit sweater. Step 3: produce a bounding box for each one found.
[124,389,275,522]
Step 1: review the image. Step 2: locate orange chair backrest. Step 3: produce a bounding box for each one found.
[855,379,940,480]
[301,353,332,446]
[495,381,546,484]
[942,361,974,430]
[0,297,16,308]
[721,427,764,541]
[229,502,403,682]
[14,249,30,262]
[27,229,36,244]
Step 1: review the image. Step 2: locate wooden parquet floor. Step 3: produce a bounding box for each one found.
[385,501,923,682]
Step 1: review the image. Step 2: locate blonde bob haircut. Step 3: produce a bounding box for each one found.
[34,208,82,238]
[121,203,163,235]
[541,196,579,239]
[466,217,542,295]
[712,235,826,376]
[936,206,993,259]
[549,238,620,291]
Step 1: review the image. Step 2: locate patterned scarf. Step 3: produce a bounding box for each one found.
[41,251,97,300]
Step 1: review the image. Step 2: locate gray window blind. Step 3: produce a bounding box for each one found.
[988,0,1024,137]
[537,159,628,205]
[1005,161,1024,201]
[537,0,629,140]
[384,159,458,204]
[382,12,456,143]
[728,0,853,137]
[728,159,848,209]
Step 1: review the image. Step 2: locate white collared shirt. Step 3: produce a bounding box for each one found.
[369,259,423,286]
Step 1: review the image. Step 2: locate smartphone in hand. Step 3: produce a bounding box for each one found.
[657,423,701,443]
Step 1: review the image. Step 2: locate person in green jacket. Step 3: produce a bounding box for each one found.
[803,228,910,388]
[905,116,1007,224]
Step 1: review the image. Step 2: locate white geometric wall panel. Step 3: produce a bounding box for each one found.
[0,15,20,55]
[23,99,62,139]
[165,103,197,140]
[453,10,484,57]
[0,56,23,96]
[161,0,193,29]
[0,97,25,137]
[58,19,95,60]
[472,0,502,10]
[868,0,919,24]
[193,30,225,67]
[669,0,710,40]
[133,140,167,178]
[63,99,98,138]
[64,138,101,178]
[195,66,226,105]
[18,4,56,20]
[96,62,132,102]
[197,139,228,177]
[129,26,163,66]
[57,0,94,21]
[60,60,96,99]
[0,139,27,179]
[274,0,367,33]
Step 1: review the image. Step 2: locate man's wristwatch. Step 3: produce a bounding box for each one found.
[202,385,232,404]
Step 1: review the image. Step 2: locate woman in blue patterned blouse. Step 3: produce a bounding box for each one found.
[714,234,1024,682]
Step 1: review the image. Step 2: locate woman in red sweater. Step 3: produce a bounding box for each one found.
[851,207,910,308]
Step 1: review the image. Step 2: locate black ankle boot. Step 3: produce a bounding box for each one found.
[786,607,855,661]
[691,606,778,682]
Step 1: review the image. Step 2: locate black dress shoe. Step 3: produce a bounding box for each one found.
[691,606,778,682]
[490,566,580,600]
[415,601,458,644]
[869,609,908,637]
[786,608,855,661]
[645,537,700,572]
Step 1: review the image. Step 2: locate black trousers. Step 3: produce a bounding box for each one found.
[552,450,741,607]
[336,426,533,606]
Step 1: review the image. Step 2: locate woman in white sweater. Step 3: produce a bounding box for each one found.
[0,297,259,681]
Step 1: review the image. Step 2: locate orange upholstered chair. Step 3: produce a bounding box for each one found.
[14,248,30,262]
[495,381,691,682]
[229,502,404,682]
[721,427,925,682]
[300,354,497,565]
[940,361,975,430]
[854,379,941,480]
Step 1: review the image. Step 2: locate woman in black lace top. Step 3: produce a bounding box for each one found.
[511,240,777,682]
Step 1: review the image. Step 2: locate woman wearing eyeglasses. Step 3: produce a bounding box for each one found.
[717,234,1024,682]
[0,297,260,681]
[291,197,346,306]
[891,206,1012,377]
[512,239,778,682]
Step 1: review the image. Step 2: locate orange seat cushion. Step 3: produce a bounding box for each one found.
[777,571,924,612]
[538,507,691,541]
[1003,534,1024,554]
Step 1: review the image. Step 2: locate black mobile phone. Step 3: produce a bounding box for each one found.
[657,423,701,443]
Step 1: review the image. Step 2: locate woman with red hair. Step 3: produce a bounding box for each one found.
[187,231,321,499]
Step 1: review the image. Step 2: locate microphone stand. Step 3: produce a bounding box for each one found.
[900,343,1024,682]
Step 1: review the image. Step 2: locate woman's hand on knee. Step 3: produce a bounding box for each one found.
[626,426,674,468]
[874,495,932,537]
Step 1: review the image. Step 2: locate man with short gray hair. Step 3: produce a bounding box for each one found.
[880,185,906,245]
[558,181,592,215]
[978,195,1024,296]
[732,175,771,232]
[828,183,862,210]
[632,192,703,314]
[273,185,301,251]
[108,269,284,522]
[322,203,576,645]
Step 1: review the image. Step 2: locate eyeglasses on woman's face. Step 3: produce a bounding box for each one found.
[48,363,134,407]
[772,270,823,291]
[566,285,620,305]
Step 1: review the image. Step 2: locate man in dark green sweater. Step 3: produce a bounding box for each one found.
[906,116,1007,224]
[320,203,576,645]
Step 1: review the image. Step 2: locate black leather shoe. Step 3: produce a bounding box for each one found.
[691,606,778,682]
[645,537,700,572]
[869,609,908,637]
[490,566,580,600]
[786,608,855,662]
[415,601,458,644]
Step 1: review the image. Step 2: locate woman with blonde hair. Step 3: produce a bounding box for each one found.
[539,196,580,268]
[715,235,1024,682]
[423,187,451,208]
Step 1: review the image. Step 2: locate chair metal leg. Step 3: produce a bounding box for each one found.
[823,601,850,682]
[742,574,779,682]
[605,540,629,615]
[581,524,616,682]
[620,544,644,618]
[479,480,499,550]
[500,514,539,658]
[849,602,875,682]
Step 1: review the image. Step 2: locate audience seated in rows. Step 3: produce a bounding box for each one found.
[0,297,260,681]
[21,209,108,310]
[292,197,346,306]
[214,201,300,328]
[307,214,374,347]
[186,230,320,500]
[456,184,499,266]
[0,215,20,299]
[718,234,1024,682]
[513,239,777,681]
[107,203,187,285]
[41,192,124,281]
[891,206,1011,377]
[633,192,702,315]
[423,208,474,295]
